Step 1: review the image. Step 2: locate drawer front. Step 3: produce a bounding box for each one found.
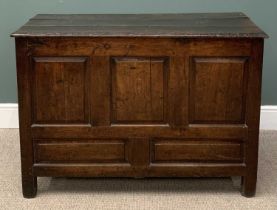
[151,139,243,163]
[34,139,129,163]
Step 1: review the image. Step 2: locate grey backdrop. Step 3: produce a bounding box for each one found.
[0,0,276,104]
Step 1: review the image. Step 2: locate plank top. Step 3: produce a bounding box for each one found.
[11,13,268,38]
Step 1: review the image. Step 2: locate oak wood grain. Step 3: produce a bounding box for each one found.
[152,139,243,162]
[11,13,268,38]
[34,139,128,163]
[12,13,266,198]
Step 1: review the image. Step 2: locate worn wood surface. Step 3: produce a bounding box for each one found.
[111,57,167,124]
[13,13,266,198]
[15,38,37,198]
[152,139,243,162]
[32,57,90,124]
[189,57,248,124]
[11,13,268,38]
[34,139,127,163]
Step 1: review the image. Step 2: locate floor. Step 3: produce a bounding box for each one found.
[0,129,276,210]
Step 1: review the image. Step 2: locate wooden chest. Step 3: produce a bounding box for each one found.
[11,13,268,198]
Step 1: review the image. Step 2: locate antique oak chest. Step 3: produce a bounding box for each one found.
[11,13,268,198]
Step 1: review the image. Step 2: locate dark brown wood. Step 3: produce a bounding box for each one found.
[15,38,37,198]
[31,57,90,124]
[34,139,128,163]
[31,125,247,139]
[12,13,267,198]
[189,57,248,124]
[151,139,243,162]
[241,39,264,197]
[11,13,268,38]
[111,57,168,124]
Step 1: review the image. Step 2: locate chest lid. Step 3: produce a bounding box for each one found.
[11,13,268,38]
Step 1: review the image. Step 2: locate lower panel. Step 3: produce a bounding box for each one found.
[32,130,247,178]
[34,139,129,163]
[151,139,243,163]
